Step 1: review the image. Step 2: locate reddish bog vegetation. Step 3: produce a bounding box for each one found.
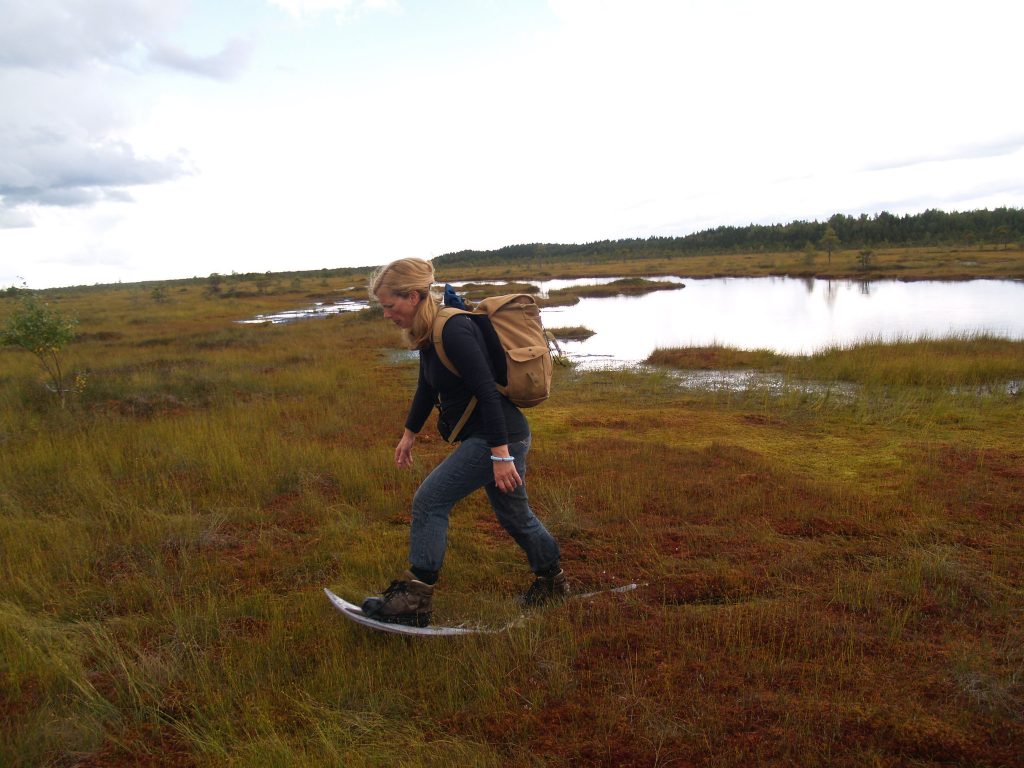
[2,283,1022,767]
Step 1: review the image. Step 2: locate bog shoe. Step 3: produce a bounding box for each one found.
[361,571,433,627]
[521,569,569,607]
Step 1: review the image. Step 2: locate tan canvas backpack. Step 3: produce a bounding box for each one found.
[432,294,553,442]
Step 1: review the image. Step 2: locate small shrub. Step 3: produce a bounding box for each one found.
[1,291,78,407]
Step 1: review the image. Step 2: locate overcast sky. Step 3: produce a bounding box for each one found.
[2,0,1022,289]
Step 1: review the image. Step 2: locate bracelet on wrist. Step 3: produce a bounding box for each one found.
[490,455,515,463]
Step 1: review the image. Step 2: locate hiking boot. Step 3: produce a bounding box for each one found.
[521,569,569,607]
[361,571,433,627]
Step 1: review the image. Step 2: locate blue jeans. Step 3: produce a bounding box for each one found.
[409,434,561,575]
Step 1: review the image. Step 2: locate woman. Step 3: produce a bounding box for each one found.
[361,257,566,627]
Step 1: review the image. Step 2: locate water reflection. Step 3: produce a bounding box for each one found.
[238,277,1024,371]
[542,277,1024,365]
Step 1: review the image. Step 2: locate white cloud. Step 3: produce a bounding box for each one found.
[0,124,191,210]
[0,0,246,233]
[0,207,32,229]
[149,37,254,80]
[864,135,1024,172]
[0,0,185,71]
[266,0,400,22]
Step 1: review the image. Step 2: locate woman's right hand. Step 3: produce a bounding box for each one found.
[395,429,416,469]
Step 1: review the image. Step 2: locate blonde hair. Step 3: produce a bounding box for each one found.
[369,257,440,349]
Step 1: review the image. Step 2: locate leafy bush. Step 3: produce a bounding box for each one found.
[1,291,78,407]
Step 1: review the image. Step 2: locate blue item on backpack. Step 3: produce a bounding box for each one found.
[443,283,469,310]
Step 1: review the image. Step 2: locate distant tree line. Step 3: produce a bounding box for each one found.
[434,207,1024,268]
[6,265,369,297]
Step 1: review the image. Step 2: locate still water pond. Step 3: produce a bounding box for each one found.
[540,277,1024,367]
[240,277,1024,368]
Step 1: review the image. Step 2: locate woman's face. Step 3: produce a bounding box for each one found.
[377,288,421,329]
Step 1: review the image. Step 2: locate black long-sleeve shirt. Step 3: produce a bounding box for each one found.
[404,314,529,446]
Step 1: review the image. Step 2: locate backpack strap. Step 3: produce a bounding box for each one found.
[432,307,477,443]
[446,397,478,444]
[432,306,467,377]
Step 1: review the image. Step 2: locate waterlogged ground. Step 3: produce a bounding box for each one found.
[657,366,859,397]
[238,297,365,324]
[604,365,1021,398]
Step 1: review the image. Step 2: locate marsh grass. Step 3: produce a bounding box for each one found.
[2,272,1023,766]
[457,282,539,301]
[546,326,595,341]
[541,278,684,308]
[650,333,1024,389]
